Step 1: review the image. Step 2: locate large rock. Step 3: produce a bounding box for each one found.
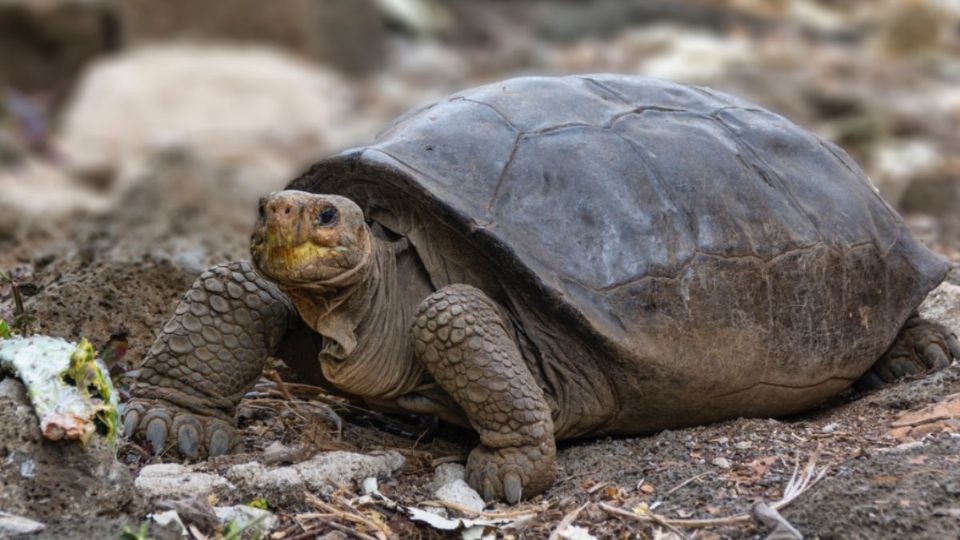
[0,377,137,520]
[56,44,363,183]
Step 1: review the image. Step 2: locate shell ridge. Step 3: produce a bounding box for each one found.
[375,101,441,141]
[449,96,520,132]
[484,132,525,217]
[578,76,633,105]
[607,126,698,262]
[709,112,827,242]
[596,238,882,293]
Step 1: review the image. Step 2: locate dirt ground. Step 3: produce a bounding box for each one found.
[3,1,960,538]
[4,165,959,539]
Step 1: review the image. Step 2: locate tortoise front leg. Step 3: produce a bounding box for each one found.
[412,284,556,503]
[124,261,295,458]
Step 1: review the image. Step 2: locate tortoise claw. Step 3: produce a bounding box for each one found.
[174,416,202,459]
[466,441,555,503]
[947,334,960,360]
[504,472,523,504]
[923,343,950,370]
[482,478,496,503]
[208,423,232,457]
[145,417,169,456]
[122,405,142,439]
[123,399,239,460]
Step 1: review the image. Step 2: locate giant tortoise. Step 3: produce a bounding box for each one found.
[124,75,958,502]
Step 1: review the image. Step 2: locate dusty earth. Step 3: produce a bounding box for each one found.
[3,1,960,538]
[2,149,960,540]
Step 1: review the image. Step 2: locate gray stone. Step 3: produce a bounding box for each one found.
[0,511,45,535]
[225,450,405,506]
[295,451,405,493]
[920,281,960,336]
[433,479,485,513]
[427,462,467,492]
[213,505,278,533]
[225,461,305,507]
[135,463,234,500]
[712,457,732,469]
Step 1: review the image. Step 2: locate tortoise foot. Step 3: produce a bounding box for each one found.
[466,440,556,503]
[123,399,240,459]
[856,316,960,391]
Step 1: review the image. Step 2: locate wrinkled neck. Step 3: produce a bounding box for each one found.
[283,237,424,399]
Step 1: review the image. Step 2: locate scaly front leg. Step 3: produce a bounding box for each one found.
[124,261,295,458]
[412,284,555,503]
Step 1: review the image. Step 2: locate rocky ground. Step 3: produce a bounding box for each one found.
[2,1,960,538]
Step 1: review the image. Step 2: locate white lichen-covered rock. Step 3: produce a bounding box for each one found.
[135,463,235,500]
[213,505,278,533]
[57,44,362,183]
[426,462,466,492]
[433,480,485,513]
[425,463,484,513]
[225,450,405,505]
[225,462,305,507]
[295,451,406,492]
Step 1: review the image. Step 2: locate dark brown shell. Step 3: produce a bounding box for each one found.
[290,75,947,421]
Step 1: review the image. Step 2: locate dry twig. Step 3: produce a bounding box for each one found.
[601,449,828,530]
[548,502,590,540]
[304,491,392,540]
[664,472,713,496]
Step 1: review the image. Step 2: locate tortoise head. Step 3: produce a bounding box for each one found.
[250,191,372,288]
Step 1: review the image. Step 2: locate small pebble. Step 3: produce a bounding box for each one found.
[712,457,732,469]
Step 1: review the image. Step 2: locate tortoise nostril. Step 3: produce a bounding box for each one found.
[284,206,291,215]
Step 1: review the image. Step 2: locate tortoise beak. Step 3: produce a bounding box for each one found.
[257,194,311,247]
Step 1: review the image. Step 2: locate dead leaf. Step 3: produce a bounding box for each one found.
[872,475,899,484]
[889,394,960,441]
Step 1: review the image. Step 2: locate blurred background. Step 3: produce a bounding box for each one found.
[2,0,960,363]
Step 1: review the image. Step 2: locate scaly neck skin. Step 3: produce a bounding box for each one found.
[280,236,426,400]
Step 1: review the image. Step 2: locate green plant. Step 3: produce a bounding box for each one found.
[245,498,268,510]
[0,267,34,335]
[222,513,267,540]
[118,521,152,540]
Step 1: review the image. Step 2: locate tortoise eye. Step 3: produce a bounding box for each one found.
[317,207,339,227]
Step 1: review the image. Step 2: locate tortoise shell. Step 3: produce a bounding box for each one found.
[289,75,948,428]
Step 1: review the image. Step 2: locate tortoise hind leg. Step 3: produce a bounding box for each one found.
[856,314,960,391]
